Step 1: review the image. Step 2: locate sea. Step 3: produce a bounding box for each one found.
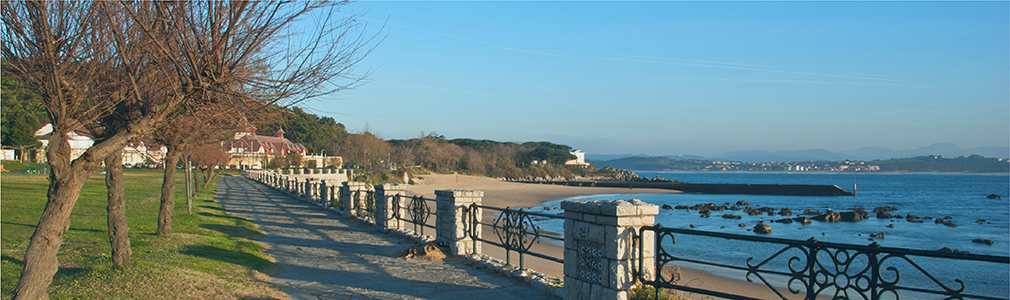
[527,172,1010,299]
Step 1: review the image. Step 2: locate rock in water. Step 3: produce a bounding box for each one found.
[972,239,995,245]
[753,222,772,234]
[721,214,742,220]
[661,204,673,210]
[792,217,813,225]
[840,208,870,222]
[872,206,899,213]
[812,211,842,222]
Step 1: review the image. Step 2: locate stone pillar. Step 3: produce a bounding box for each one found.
[435,189,482,256]
[562,199,658,300]
[319,180,329,205]
[310,180,319,202]
[375,184,407,231]
[342,182,369,217]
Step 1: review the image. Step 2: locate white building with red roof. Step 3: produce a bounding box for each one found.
[33,120,168,166]
[34,120,96,162]
[222,117,308,169]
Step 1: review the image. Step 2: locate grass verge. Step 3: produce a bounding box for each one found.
[1,169,286,299]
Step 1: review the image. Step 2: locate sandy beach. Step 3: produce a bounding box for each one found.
[403,173,803,300]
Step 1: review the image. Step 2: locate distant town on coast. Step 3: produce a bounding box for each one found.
[590,154,1010,173]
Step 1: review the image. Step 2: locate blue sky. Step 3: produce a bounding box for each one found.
[302,1,1009,157]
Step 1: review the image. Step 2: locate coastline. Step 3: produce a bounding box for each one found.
[633,170,1010,175]
[403,173,792,299]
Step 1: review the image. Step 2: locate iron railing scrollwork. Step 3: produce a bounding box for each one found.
[391,194,402,226]
[495,207,541,269]
[471,205,564,269]
[636,225,1010,300]
[407,195,432,234]
[393,195,434,235]
[350,190,376,219]
[331,186,342,209]
[364,190,375,219]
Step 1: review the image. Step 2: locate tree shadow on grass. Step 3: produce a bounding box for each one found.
[200,224,264,239]
[199,205,224,211]
[2,254,23,266]
[197,212,247,222]
[181,245,274,271]
[1,221,105,233]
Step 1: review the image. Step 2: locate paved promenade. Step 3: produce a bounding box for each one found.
[216,175,558,300]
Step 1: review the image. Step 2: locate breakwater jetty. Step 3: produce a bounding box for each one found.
[516,181,855,196]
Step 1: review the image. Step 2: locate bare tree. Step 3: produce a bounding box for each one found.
[190,143,231,188]
[152,106,236,236]
[3,1,377,298]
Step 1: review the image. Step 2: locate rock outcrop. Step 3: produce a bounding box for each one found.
[812,211,842,222]
[972,239,994,245]
[753,221,771,234]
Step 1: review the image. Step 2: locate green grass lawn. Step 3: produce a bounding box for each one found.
[1,169,286,299]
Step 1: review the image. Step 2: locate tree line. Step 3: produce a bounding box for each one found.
[337,131,610,184]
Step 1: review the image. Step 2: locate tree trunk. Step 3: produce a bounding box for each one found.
[14,131,105,299]
[202,167,216,190]
[105,148,131,267]
[185,158,193,214]
[156,148,181,236]
[194,167,202,193]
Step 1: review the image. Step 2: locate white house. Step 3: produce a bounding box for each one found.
[34,120,95,162]
[33,120,167,165]
[565,149,591,167]
[122,138,167,166]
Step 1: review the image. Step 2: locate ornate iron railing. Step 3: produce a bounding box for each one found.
[467,204,565,269]
[636,225,1010,300]
[364,190,375,219]
[392,195,435,235]
[351,190,376,219]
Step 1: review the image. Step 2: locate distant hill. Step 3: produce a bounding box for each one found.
[587,156,713,171]
[590,154,1009,173]
[714,149,849,163]
[587,154,708,162]
[872,155,1009,172]
[714,143,1008,162]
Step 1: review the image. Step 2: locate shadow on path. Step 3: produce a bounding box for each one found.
[216,175,557,300]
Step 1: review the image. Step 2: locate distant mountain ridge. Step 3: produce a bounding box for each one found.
[588,143,1009,163]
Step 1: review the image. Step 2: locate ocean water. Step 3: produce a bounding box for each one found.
[529,172,1010,299]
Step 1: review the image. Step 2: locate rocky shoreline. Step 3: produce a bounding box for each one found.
[661,200,997,252]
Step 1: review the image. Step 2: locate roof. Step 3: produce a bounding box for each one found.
[222,134,307,154]
[35,119,96,140]
[235,116,257,133]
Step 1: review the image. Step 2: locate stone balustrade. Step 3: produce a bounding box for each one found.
[245,169,660,300]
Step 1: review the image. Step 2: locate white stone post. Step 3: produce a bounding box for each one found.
[562,199,658,300]
[375,184,407,231]
[342,182,369,217]
[435,189,482,256]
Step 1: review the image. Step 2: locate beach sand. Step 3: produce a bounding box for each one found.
[404,173,802,300]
